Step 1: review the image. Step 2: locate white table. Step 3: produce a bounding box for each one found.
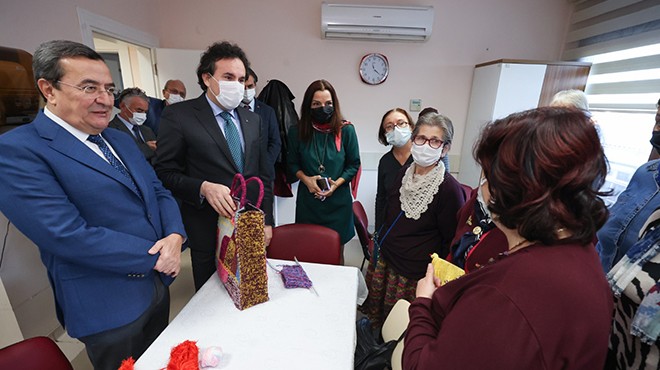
[135,260,367,370]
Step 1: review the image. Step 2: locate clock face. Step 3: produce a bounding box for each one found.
[359,53,389,85]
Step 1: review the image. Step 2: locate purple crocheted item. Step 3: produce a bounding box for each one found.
[280,265,312,289]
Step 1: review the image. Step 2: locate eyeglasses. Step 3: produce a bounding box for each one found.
[412,135,444,149]
[383,120,409,133]
[57,81,116,97]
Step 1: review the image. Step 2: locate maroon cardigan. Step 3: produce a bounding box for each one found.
[403,241,613,370]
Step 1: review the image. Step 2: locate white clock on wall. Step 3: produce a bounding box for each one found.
[359,53,389,85]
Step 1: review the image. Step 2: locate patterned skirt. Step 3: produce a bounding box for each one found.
[359,256,417,328]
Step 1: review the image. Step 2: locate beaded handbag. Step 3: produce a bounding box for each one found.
[216,174,269,310]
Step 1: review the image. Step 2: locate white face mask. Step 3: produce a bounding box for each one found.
[385,126,412,147]
[166,93,184,105]
[129,110,147,126]
[210,76,244,110]
[411,142,443,167]
[243,88,256,104]
[477,176,491,219]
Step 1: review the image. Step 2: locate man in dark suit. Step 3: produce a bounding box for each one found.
[155,41,273,291]
[243,68,281,180]
[109,87,157,164]
[0,40,186,370]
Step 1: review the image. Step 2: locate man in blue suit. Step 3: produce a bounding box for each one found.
[0,40,186,370]
[243,67,281,180]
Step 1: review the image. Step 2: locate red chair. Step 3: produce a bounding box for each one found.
[0,336,73,370]
[267,223,342,265]
[352,201,374,270]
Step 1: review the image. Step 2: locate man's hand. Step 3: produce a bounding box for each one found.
[146,140,157,151]
[416,263,441,299]
[149,233,184,277]
[201,181,236,218]
[264,225,272,246]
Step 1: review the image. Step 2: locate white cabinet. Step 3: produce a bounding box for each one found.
[457,59,591,187]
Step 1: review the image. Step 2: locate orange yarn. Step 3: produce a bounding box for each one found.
[166,340,199,370]
[117,357,135,370]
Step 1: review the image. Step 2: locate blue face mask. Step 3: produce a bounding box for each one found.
[385,126,412,147]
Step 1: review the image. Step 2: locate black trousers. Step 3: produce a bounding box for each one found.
[181,202,218,291]
[78,275,169,370]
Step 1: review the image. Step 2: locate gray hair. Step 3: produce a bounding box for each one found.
[117,87,148,105]
[413,112,454,144]
[32,40,104,98]
[550,89,589,111]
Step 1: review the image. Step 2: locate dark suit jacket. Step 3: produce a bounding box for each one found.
[155,94,273,254]
[108,115,157,164]
[253,99,281,180]
[0,111,186,338]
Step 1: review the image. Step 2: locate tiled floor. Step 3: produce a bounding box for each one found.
[64,238,367,369]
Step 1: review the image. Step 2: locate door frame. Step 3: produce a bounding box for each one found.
[77,7,159,49]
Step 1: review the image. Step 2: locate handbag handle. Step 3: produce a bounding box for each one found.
[230,173,264,209]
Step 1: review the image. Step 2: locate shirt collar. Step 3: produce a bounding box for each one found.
[116,114,135,130]
[43,107,94,142]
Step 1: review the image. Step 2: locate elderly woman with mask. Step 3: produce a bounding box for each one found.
[361,113,465,327]
[375,108,415,231]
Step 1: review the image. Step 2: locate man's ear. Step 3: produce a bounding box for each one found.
[37,79,55,105]
[202,73,213,89]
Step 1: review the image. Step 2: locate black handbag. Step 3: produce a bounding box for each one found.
[354,317,406,370]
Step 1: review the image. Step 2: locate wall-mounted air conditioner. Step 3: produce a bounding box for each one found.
[321,3,434,42]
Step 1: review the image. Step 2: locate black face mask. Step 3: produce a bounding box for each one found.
[310,105,334,124]
[651,131,660,153]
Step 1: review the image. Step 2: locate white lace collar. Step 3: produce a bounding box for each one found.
[399,161,445,220]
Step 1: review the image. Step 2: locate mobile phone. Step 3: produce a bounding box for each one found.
[317,177,330,191]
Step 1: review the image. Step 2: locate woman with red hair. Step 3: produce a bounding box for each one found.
[403,108,613,369]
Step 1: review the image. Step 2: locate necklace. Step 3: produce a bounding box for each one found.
[500,238,531,257]
[313,132,329,174]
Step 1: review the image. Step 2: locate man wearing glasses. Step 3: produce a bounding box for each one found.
[0,40,186,370]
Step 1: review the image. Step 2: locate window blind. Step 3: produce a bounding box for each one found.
[564,0,660,111]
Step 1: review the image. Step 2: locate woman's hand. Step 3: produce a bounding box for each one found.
[319,178,338,198]
[416,263,441,299]
[299,172,322,194]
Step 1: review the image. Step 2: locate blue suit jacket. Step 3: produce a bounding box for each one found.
[0,111,186,338]
[146,97,166,135]
[254,99,281,180]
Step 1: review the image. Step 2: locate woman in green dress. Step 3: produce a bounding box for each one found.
[287,80,361,254]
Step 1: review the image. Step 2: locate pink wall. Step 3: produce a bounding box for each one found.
[0,0,571,154]
[156,0,572,154]
[0,0,160,53]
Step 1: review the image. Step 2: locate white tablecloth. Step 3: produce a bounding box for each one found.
[135,260,367,370]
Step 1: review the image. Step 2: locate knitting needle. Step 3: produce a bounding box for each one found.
[294,257,319,296]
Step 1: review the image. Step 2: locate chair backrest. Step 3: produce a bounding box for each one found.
[0,336,73,370]
[267,223,341,265]
[382,299,411,370]
[352,201,371,250]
